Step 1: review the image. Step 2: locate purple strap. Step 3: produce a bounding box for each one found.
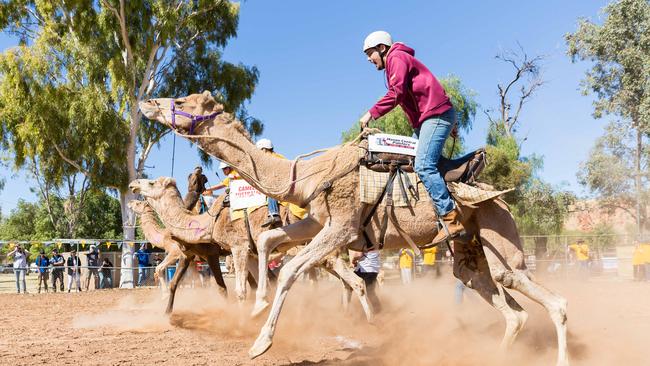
[171,100,221,135]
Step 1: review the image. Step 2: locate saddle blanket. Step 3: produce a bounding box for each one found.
[359,166,512,207]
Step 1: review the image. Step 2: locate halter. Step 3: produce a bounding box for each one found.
[170,100,221,135]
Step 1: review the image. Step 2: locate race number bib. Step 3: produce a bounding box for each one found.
[229,179,267,210]
[367,134,418,156]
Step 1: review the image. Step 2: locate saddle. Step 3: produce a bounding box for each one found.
[362,148,486,184]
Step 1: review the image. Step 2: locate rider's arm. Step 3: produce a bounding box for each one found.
[368,56,409,120]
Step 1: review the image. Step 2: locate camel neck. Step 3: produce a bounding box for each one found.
[195,120,304,204]
[138,209,166,248]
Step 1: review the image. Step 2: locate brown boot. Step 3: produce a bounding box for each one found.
[431,209,465,245]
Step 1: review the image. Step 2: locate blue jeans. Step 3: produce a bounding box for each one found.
[138,266,148,286]
[413,108,456,216]
[14,269,26,293]
[455,279,466,304]
[268,198,279,216]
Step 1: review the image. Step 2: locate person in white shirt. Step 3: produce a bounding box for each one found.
[351,249,382,313]
[8,244,28,294]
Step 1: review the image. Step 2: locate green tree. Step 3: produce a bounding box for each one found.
[341,74,478,159]
[566,0,650,233]
[512,179,575,235]
[0,1,260,286]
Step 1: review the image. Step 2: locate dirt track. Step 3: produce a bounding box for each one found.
[0,275,649,365]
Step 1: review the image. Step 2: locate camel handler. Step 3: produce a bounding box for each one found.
[256,138,283,228]
[359,31,462,245]
[184,166,208,210]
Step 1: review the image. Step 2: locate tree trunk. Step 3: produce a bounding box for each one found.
[119,191,137,288]
[634,126,645,235]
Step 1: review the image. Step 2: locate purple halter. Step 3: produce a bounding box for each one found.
[170,100,221,135]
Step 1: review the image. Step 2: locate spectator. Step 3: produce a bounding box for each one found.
[351,249,382,313]
[134,244,151,286]
[84,245,100,291]
[421,246,439,278]
[99,258,114,289]
[569,239,590,277]
[8,244,28,294]
[35,249,50,293]
[66,249,82,293]
[50,248,65,292]
[398,248,415,284]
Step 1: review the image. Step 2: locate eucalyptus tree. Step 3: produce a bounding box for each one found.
[0,1,260,286]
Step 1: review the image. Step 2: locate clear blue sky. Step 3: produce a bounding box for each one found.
[1,0,610,213]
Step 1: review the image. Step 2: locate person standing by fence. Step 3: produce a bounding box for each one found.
[398,248,415,284]
[84,245,100,291]
[99,257,114,289]
[352,249,383,313]
[8,244,28,294]
[50,249,65,292]
[134,244,151,287]
[66,249,82,293]
[35,250,50,293]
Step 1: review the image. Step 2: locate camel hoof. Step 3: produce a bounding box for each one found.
[248,334,273,359]
[251,300,270,318]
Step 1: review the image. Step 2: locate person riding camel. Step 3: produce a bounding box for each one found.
[184,166,208,211]
[359,30,463,245]
[204,161,240,196]
[256,138,283,228]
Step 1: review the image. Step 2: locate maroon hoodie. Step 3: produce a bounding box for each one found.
[369,43,452,129]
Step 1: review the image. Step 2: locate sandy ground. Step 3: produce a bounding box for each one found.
[0,273,648,365]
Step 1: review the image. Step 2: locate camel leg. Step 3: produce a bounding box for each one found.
[231,243,249,302]
[319,264,354,313]
[246,255,260,289]
[328,255,374,322]
[249,222,357,359]
[205,254,227,297]
[252,217,322,317]
[165,255,193,315]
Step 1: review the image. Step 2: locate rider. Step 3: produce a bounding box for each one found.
[184,166,208,211]
[204,162,240,195]
[359,30,463,245]
[256,138,282,228]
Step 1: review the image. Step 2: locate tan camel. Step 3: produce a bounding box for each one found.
[128,200,227,314]
[139,92,569,366]
[128,177,375,320]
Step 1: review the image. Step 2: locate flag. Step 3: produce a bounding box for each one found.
[106,242,113,250]
[80,240,86,249]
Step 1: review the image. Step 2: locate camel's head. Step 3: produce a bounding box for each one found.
[139,91,224,134]
[127,200,152,215]
[128,177,177,200]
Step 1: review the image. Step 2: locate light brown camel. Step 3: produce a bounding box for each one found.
[128,177,375,320]
[139,92,569,366]
[128,200,227,314]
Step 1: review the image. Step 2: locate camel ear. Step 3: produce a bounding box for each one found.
[161,177,176,187]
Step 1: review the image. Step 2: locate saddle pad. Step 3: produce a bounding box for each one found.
[230,205,265,222]
[448,181,513,205]
[359,165,426,207]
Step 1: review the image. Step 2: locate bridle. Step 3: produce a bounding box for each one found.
[170,100,221,135]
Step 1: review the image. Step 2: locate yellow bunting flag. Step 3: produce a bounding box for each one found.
[106,242,113,250]
[80,240,86,249]
[57,242,63,250]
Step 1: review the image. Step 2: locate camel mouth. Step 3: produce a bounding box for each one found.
[138,100,159,120]
[128,182,141,194]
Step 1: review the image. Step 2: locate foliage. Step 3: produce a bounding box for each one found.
[566,0,650,231]
[512,179,576,235]
[341,75,478,158]
[0,189,122,241]
[0,1,260,246]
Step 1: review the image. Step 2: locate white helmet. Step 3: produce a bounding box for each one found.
[363,31,393,52]
[218,161,230,169]
[256,138,273,150]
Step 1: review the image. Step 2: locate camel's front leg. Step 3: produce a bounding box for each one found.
[205,253,227,298]
[165,255,193,314]
[156,251,181,296]
[230,242,250,303]
[249,222,357,359]
[252,217,322,317]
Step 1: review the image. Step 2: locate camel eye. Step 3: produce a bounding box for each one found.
[148,181,154,186]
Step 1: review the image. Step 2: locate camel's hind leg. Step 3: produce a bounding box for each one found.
[325,254,374,322]
[205,254,227,297]
[319,264,354,313]
[454,234,528,350]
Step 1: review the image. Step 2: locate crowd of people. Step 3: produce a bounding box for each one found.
[4,243,162,294]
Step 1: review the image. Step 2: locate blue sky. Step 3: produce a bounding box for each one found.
[1,0,610,212]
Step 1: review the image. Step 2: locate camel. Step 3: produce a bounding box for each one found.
[128,200,227,314]
[128,177,375,320]
[138,92,569,366]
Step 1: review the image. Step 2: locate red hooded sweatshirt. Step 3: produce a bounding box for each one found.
[369,43,452,129]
